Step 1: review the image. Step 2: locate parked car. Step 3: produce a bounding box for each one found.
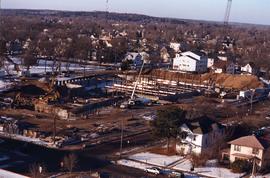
[169,171,185,178]
[145,167,162,175]
[142,113,156,121]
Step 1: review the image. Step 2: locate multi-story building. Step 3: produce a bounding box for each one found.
[176,117,226,155]
[173,51,208,73]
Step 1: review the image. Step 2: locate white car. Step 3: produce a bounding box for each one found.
[142,113,156,121]
[146,167,162,175]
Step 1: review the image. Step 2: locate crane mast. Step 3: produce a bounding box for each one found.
[224,0,232,25]
[106,0,109,21]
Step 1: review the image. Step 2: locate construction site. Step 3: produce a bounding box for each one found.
[0,57,268,151]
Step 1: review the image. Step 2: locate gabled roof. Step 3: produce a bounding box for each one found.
[181,51,200,60]
[180,51,207,62]
[213,60,227,69]
[184,116,224,135]
[229,135,266,150]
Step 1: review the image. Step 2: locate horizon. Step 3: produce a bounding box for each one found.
[2,8,270,27]
[2,0,270,26]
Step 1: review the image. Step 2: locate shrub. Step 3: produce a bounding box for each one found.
[230,159,251,173]
[190,153,208,167]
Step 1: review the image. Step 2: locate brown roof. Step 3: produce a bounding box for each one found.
[213,60,227,69]
[229,135,265,149]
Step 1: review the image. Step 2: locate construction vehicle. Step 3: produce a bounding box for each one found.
[120,61,145,109]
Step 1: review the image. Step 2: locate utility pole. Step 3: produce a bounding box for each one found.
[250,89,255,114]
[119,117,124,158]
[53,115,57,144]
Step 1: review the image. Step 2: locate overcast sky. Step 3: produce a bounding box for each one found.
[2,0,270,25]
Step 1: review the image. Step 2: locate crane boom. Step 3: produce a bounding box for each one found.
[224,0,232,25]
[130,61,144,101]
[106,0,109,21]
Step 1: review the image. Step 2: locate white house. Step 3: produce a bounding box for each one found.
[173,51,208,73]
[176,117,226,155]
[207,58,215,68]
[241,62,258,75]
[226,135,270,169]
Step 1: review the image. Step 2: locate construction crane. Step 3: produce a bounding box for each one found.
[224,0,232,26]
[106,0,109,21]
[129,61,145,106]
[120,61,145,109]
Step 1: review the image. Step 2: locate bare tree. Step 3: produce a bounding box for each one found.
[63,153,78,174]
[23,42,38,71]
[29,163,46,178]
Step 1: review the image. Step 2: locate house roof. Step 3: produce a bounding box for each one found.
[213,60,227,69]
[185,116,224,134]
[229,135,266,149]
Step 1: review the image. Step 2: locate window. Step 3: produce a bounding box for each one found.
[193,135,196,141]
[234,145,241,152]
[252,148,259,155]
[181,132,188,139]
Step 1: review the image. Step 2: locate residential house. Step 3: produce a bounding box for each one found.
[170,42,181,53]
[226,134,270,170]
[241,62,259,75]
[160,47,170,63]
[173,51,208,73]
[212,60,227,74]
[207,58,215,68]
[226,62,239,74]
[211,60,239,74]
[176,117,226,155]
[123,52,150,67]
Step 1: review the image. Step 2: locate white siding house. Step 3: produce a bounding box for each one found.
[176,117,226,155]
[241,62,258,75]
[173,51,208,73]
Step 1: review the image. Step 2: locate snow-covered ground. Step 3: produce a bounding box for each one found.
[0,169,29,178]
[0,80,12,92]
[255,174,270,178]
[117,159,198,178]
[118,152,245,178]
[129,152,182,167]
[10,58,106,74]
[3,57,106,77]
[0,132,56,148]
[174,159,244,178]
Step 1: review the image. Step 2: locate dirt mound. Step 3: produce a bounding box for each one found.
[150,70,263,90]
[202,73,263,90]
